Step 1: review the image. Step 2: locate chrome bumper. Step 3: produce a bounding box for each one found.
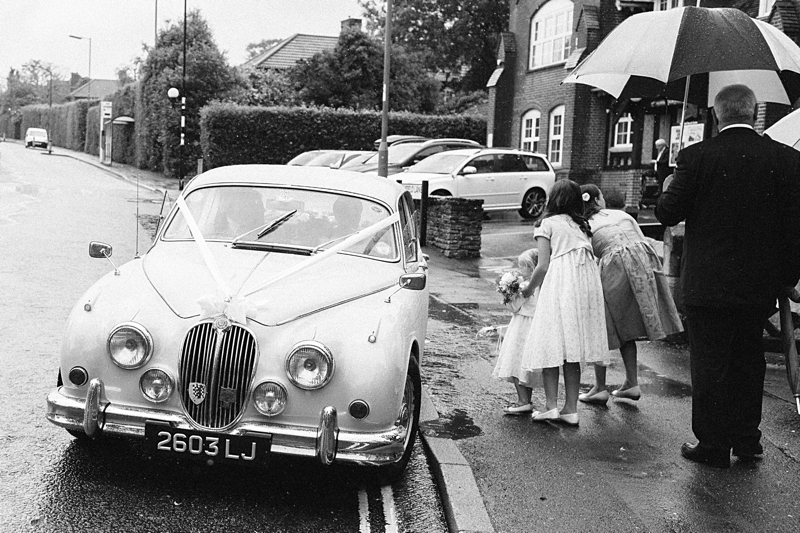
[46,379,406,466]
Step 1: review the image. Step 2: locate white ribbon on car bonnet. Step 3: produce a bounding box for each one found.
[175,195,400,323]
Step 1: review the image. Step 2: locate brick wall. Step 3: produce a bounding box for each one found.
[599,169,641,208]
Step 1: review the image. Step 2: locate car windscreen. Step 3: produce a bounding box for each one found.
[387,143,423,165]
[286,151,323,165]
[406,153,470,174]
[28,129,47,136]
[162,185,399,260]
[340,152,377,169]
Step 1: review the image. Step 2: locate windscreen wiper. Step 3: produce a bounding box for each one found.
[257,210,297,239]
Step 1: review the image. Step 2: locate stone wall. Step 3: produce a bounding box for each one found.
[426,197,483,258]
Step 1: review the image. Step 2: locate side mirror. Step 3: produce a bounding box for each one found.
[89,241,119,275]
[89,241,112,258]
[399,272,426,291]
[461,166,477,175]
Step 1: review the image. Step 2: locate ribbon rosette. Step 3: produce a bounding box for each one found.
[198,290,258,325]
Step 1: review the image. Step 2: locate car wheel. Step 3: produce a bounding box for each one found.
[519,188,546,219]
[377,355,421,483]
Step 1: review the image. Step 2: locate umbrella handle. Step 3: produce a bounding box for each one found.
[777,295,800,415]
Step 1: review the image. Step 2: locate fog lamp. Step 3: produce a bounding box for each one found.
[68,366,88,386]
[349,400,370,420]
[253,381,287,416]
[140,368,174,403]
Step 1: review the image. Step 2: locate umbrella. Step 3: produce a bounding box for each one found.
[764,107,800,150]
[563,6,800,139]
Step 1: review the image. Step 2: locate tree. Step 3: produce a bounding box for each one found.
[245,38,283,59]
[227,67,300,107]
[358,0,508,91]
[138,9,239,178]
[289,28,439,112]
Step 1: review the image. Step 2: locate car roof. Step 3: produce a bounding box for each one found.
[185,164,406,206]
[425,147,550,159]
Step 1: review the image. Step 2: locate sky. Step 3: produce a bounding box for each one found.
[0,0,365,87]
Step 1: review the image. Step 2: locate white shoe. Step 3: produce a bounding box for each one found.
[531,408,559,421]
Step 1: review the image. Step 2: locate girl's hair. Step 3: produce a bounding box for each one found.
[518,248,538,274]
[581,183,602,219]
[538,179,592,237]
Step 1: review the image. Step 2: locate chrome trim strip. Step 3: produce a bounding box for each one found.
[46,387,406,466]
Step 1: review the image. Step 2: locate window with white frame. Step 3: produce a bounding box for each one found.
[521,110,541,152]
[612,114,633,150]
[549,105,564,167]
[759,0,776,16]
[529,0,574,69]
[655,0,684,10]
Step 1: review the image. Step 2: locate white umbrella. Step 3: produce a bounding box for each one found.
[764,107,800,150]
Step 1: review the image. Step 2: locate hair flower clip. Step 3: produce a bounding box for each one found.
[582,192,591,202]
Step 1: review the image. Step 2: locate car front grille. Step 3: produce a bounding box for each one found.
[179,322,258,429]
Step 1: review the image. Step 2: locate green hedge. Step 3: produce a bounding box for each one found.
[200,103,487,169]
[3,100,91,152]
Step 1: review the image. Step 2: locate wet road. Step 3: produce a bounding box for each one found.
[0,142,447,532]
[420,211,800,532]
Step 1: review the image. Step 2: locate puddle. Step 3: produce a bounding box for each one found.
[420,408,483,440]
[428,297,478,327]
[637,365,693,398]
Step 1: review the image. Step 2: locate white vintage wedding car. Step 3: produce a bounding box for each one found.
[46,164,429,478]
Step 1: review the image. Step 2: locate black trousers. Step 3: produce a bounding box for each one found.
[685,305,770,453]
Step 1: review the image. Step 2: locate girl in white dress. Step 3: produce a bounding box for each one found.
[492,248,540,415]
[521,180,609,426]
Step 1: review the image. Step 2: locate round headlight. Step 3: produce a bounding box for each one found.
[253,381,287,416]
[107,323,153,369]
[140,368,174,403]
[285,341,334,390]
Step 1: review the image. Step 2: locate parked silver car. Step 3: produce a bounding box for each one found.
[399,148,555,219]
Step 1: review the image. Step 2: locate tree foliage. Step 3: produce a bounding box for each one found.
[138,9,238,177]
[227,68,300,107]
[1,61,70,111]
[245,38,283,59]
[288,28,439,113]
[358,0,508,91]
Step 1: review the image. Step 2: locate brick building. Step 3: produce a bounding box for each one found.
[487,0,800,206]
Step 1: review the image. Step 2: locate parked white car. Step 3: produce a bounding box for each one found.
[399,148,556,219]
[46,164,429,480]
[25,127,49,149]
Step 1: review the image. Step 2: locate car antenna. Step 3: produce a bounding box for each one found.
[154,190,168,236]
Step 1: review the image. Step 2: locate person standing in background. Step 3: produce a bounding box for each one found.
[654,138,670,193]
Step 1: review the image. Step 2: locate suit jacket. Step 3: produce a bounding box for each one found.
[655,127,800,309]
[655,147,671,183]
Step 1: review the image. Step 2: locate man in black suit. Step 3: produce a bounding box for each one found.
[656,84,800,468]
[654,138,671,192]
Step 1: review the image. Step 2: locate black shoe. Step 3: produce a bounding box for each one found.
[680,442,730,468]
[733,443,763,461]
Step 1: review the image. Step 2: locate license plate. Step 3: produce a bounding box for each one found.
[403,183,422,196]
[145,422,271,464]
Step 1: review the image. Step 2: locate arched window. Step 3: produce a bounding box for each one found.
[520,110,541,152]
[529,0,574,69]
[549,105,565,167]
[613,114,633,150]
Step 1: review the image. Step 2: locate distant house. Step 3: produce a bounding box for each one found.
[68,79,120,101]
[241,18,361,70]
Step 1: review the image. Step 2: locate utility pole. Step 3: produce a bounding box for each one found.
[377,0,393,178]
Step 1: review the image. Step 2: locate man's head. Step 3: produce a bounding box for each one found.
[714,84,758,128]
[655,138,667,150]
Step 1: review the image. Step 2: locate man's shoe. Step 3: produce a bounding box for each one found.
[733,443,763,461]
[680,442,730,468]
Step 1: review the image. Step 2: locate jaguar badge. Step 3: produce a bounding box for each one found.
[189,382,206,405]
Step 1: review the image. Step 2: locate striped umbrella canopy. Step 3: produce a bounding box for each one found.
[563,7,800,106]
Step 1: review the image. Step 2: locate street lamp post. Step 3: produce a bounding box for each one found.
[377,0,392,178]
[167,87,185,190]
[68,35,92,100]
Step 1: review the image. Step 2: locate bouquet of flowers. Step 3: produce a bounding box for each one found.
[496,270,524,305]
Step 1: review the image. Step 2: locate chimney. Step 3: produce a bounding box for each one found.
[340,18,362,34]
